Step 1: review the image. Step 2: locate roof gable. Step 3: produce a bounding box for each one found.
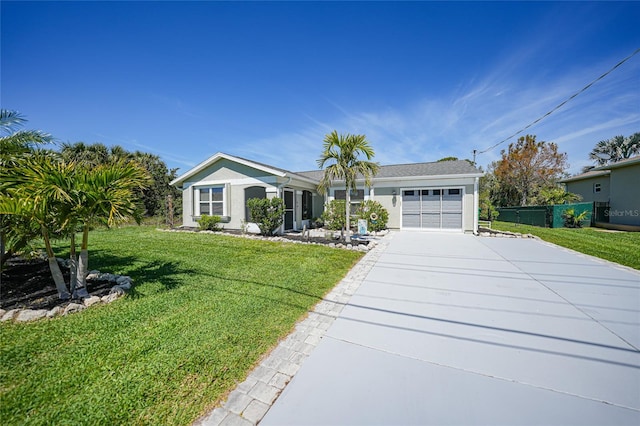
[170,152,287,186]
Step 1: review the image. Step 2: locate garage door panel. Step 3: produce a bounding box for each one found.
[402,188,463,231]
[442,212,462,229]
[403,213,421,228]
[421,213,440,228]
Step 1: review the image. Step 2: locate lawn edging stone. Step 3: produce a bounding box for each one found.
[478,226,539,239]
[158,227,386,251]
[1,267,134,324]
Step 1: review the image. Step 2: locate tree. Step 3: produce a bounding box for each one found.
[1,153,150,299]
[72,160,151,296]
[437,156,459,162]
[61,142,180,217]
[0,110,54,267]
[493,135,567,206]
[0,153,77,299]
[317,131,379,243]
[530,186,582,206]
[589,132,640,166]
[478,170,500,220]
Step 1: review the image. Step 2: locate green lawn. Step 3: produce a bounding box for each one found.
[0,227,363,425]
[490,221,640,270]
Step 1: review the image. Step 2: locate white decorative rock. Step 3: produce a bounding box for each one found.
[1,309,20,322]
[47,306,64,318]
[63,303,86,316]
[0,309,5,319]
[101,293,121,304]
[83,296,102,307]
[16,309,49,322]
[86,272,100,281]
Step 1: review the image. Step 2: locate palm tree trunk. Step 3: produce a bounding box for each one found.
[42,227,70,300]
[69,232,79,297]
[75,224,90,298]
[345,188,351,243]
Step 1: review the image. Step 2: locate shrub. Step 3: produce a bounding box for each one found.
[321,200,347,231]
[356,200,389,232]
[247,197,285,235]
[562,208,590,228]
[198,214,222,231]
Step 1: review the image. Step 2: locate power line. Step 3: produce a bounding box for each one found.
[477,47,640,156]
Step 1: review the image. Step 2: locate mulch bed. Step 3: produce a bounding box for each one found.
[1,257,113,312]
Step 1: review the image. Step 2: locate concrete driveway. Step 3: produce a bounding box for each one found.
[262,232,640,425]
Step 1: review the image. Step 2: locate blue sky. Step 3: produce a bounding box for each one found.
[2,1,639,175]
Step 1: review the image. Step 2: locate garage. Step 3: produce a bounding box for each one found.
[402,188,463,230]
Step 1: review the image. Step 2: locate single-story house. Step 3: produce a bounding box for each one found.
[170,152,483,233]
[559,155,640,226]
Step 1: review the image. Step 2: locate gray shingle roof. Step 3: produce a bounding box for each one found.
[296,160,481,181]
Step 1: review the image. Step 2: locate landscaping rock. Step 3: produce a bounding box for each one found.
[16,309,49,322]
[83,296,102,307]
[63,303,86,316]
[0,309,5,319]
[1,309,20,322]
[86,271,100,281]
[110,286,125,296]
[47,306,64,318]
[101,293,121,304]
[116,275,131,285]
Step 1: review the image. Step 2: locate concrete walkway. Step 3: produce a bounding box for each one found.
[261,232,640,425]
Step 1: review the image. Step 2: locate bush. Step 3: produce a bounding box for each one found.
[247,197,285,235]
[562,208,589,228]
[198,214,222,231]
[321,200,346,231]
[356,200,389,232]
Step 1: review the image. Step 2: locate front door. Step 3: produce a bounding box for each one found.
[284,189,294,230]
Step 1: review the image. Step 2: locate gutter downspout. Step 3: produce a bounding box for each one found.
[473,176,479,235]
[276,176,292,235]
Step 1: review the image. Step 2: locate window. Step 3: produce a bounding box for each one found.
[448,189,460,195]
[196,186,224,216]
[433,189,441,195]
[302,190,313,220]
[334,189,364,200]
[403,190,415,196]
[594,183,601,193]
[335,189,365,214]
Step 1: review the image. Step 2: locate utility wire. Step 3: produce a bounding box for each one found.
[477,47,640,155]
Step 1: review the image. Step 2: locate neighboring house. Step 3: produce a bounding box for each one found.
[560,155,640,226]
[170,152,483,233]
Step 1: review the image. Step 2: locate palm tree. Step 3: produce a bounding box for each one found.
[1,109,54,267]
[317,131,379,243]
[0,110,52,164]
[0,153,76,299]
[73,159,151,295]
[589,133,640,166]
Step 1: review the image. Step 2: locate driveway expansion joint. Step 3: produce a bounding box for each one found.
[193,233,393,426]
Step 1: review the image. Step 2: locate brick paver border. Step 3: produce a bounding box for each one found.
[194,233,393,426]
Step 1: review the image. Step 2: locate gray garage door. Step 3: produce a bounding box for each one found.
[402,189,462,230]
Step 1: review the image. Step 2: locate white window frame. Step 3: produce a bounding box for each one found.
[594,183,601,193]
[194,185,227,217]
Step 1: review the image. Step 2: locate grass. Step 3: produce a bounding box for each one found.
[490,221,640,270]
[0,226,363,425]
